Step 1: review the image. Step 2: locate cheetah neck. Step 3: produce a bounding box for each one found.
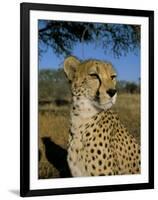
[70,96,101,130]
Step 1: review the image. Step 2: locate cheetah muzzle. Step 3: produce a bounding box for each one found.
[64,56,140,177]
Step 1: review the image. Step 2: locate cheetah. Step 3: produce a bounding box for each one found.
[64,56,140,177]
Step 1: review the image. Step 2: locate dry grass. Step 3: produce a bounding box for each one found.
[39,105,70,149]
[113,93,140,142]
[38,93,140,179]
[38,104,70,179]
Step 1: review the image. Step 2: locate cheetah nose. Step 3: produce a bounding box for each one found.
[106,89,117,97]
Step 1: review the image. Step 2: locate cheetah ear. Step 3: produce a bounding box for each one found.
[64,56,80,81]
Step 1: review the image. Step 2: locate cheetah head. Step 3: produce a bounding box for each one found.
[64,56,117,111]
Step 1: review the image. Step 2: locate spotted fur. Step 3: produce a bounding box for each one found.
[64,56,140,176]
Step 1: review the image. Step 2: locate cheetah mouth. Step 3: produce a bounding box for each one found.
[92,93,117,111]
[95,101,113,111]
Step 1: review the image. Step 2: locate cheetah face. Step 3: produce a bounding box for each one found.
[64,56,117,110]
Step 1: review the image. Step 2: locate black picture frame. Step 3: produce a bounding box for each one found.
[20,2,154,197]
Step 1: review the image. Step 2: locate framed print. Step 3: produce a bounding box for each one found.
[20,2,154,197]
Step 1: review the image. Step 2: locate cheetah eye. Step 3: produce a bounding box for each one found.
[89,73,100,79]
[111,75,117,80]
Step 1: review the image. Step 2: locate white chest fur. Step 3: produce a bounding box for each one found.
[67,96,101,176]
[70,96,100,129]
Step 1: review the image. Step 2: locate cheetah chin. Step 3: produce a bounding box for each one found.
[92,93,117,111]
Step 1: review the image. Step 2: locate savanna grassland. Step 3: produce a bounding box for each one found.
[38,93,140,179]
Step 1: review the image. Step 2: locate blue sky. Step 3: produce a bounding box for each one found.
[39,22,140,83]
[39,43,140,82]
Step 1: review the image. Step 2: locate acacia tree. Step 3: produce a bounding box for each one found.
[39,20,140,58]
